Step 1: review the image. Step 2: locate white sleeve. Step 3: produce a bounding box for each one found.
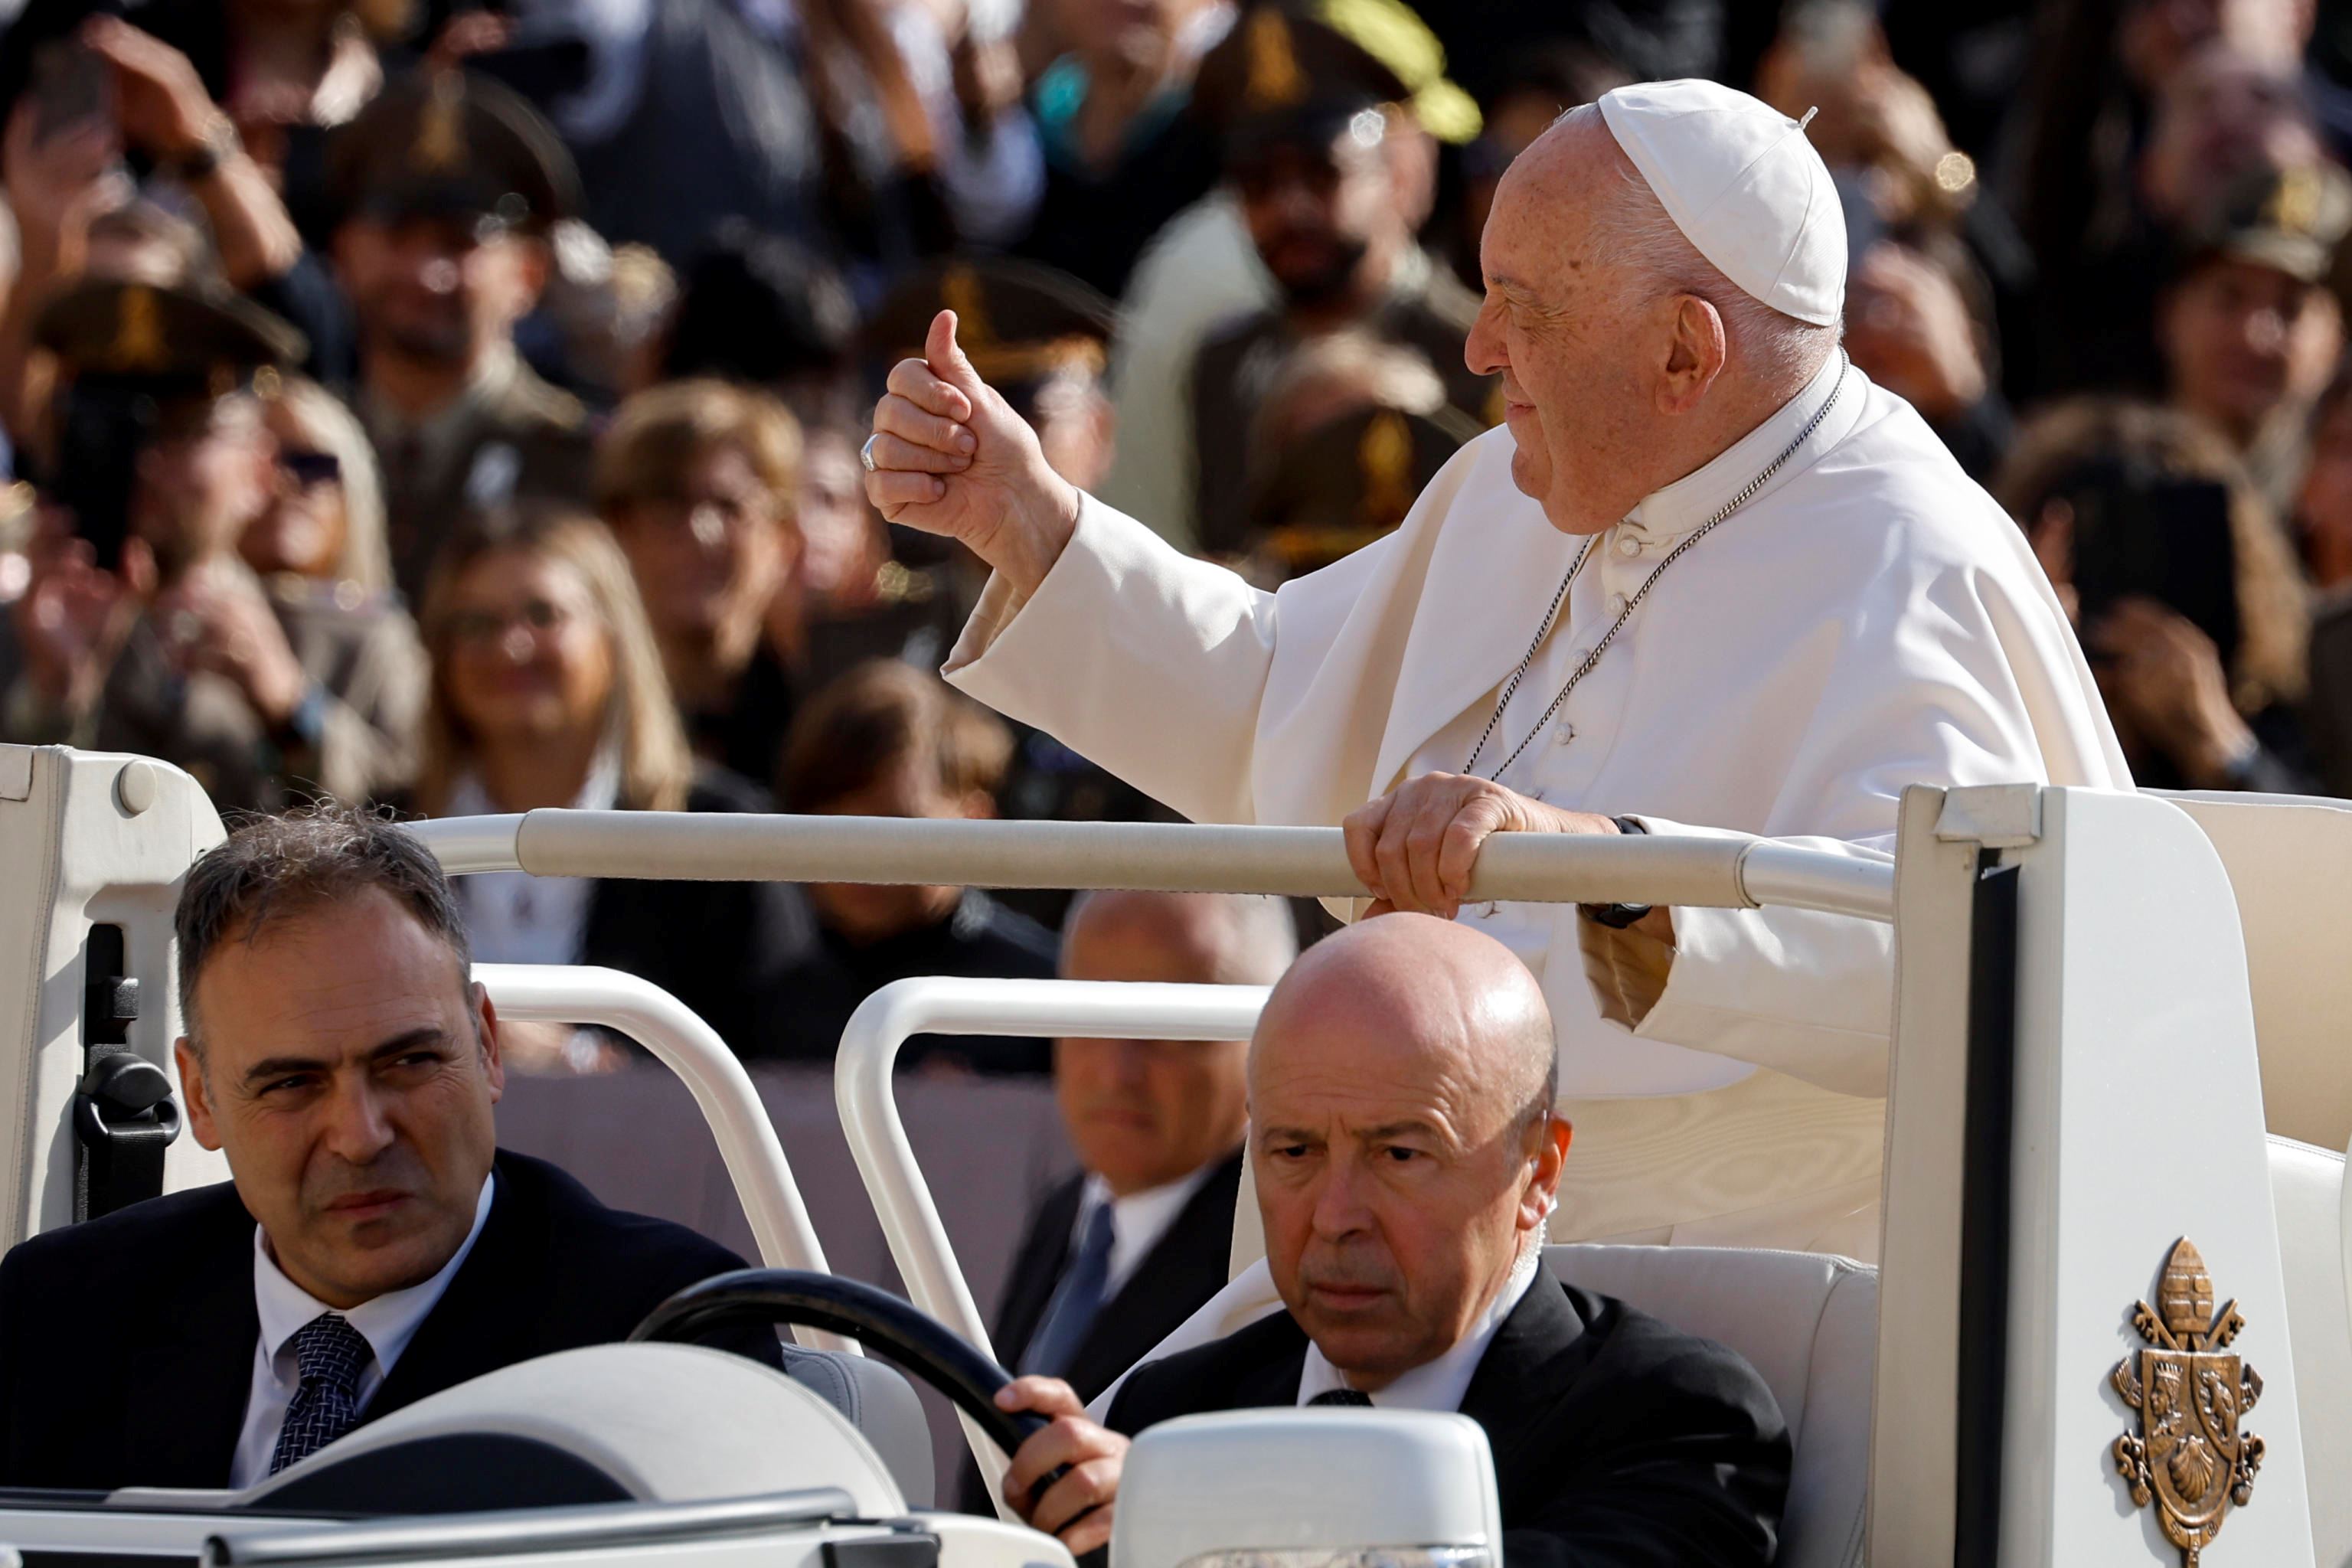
[946,495,1281,828]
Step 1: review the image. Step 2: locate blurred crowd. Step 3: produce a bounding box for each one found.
[2,0,2351,1070]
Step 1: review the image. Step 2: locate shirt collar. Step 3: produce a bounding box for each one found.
[447,745,624,816]
[253,1171,497,1375]
[363,345,521,456]
[1621,349,1855,543]
[1079,1158,1225,1295]
[1296,1241,1544,1411]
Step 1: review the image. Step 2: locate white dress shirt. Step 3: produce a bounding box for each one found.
[228,1173,497,1489]
[448,752,621,965]
[1295,1246,1542,1410]
[1071,1161,1223,1299]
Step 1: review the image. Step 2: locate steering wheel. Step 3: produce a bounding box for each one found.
[629,1268,1049,1462]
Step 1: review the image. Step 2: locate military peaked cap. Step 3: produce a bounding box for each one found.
[328,67,581,232]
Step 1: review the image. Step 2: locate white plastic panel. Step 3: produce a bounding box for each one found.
[0,746,227,1244]
[2002,789,2312,1566]
[1112,1410,1501,1568]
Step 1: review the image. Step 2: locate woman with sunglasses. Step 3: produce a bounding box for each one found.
[34,326,426,815]
[239,377,394,603]
[408,501,809,1066]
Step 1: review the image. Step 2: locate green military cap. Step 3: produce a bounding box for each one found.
[35,277,305,397]
[863,258,1115,394]
[328,67,580,234]
[2179,162,2352,286]
[1245,403,1468,573]
[1195,0,1479,151]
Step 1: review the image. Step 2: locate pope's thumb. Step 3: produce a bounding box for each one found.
[926,309,982,394]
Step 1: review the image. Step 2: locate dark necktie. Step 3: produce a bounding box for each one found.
[1311,1388,1374,1406]
[1022,1202,1117,1377]
[268,1313,374,1475]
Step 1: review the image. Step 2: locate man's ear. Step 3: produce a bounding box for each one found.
[512,236,552,315]
[1657,296,1729,414]
[474,983,506,1104]
[1520,1114,1571,1233]
[176,1037,224,1152]
[1380,113,1439,230]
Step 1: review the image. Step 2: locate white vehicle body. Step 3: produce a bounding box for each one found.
[0,743,2344,1568]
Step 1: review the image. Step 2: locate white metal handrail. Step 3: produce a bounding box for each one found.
[476,963,851,1354]
[407,811,1896,923]
[834,976,1270,1510]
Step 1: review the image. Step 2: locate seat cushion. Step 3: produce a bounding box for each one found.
[779,1344,935,1507]
[1545,1244,1873,1568]
[237,1343,906,1517]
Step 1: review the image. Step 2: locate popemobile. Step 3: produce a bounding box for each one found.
[0,742,2344,1568]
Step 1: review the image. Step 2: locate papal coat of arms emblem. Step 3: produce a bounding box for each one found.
[2111,1238,2265,1566]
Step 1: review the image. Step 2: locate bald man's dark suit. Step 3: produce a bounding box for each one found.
[1106,1272,1791,1568]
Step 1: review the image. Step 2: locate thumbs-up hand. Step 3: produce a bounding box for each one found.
[865,309,1083,598]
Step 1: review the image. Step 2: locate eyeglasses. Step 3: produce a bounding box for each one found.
[447,598,575,647]
[277,449,342,488]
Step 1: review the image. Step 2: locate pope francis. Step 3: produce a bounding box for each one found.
[862,80,2128,1259]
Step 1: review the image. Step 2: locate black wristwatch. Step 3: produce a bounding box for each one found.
[1580,816,1652,929]
[166,115,243,184]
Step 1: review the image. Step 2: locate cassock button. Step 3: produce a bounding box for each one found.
[1553,723,1576,745]
[1608,592,1628,615]
[1570,646,1592,666]
[1615,534,1642,557]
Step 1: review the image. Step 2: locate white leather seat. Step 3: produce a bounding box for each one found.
[1546,1244,1873,1568]
[2269,1135,2352,1567]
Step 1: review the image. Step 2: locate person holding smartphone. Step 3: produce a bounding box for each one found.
[0,278,425,812]
[1996,397,2318,795]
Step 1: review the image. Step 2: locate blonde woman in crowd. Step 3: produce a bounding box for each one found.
[410,501,808,1062]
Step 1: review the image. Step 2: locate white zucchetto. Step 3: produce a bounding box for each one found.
[1597,78,1847,328]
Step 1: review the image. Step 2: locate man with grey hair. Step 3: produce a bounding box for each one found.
[962,890,1295,1512]
[993,914,1790,1565]
[0,804,769,1494]
[864,80,2128,1254]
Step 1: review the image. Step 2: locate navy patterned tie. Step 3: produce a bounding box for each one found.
[268,1313,373,1475]
[1311,1388,1373,1406]
[1021,1203,1117,1377]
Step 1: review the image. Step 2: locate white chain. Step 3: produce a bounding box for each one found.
[1465,356,1852,782]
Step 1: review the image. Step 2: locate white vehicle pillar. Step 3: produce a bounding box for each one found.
[1873,785,2314,1566]
[0,746,228,1246]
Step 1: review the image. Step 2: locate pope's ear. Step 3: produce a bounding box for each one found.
[1657,295,1728,413]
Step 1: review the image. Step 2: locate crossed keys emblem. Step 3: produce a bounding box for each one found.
[2112,1238,2264,1566]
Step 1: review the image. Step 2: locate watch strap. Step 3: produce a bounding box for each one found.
[1579,816,1653,929]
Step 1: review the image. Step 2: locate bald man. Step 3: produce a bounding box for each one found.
[960,893,1295,1512]
[992,915,1789,1567]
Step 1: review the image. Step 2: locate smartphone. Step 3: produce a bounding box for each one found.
[2066,458,2241,658]
[28,39,113,145]
[49,378,143,574]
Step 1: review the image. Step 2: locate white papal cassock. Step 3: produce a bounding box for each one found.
[946,352,2129,1259]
